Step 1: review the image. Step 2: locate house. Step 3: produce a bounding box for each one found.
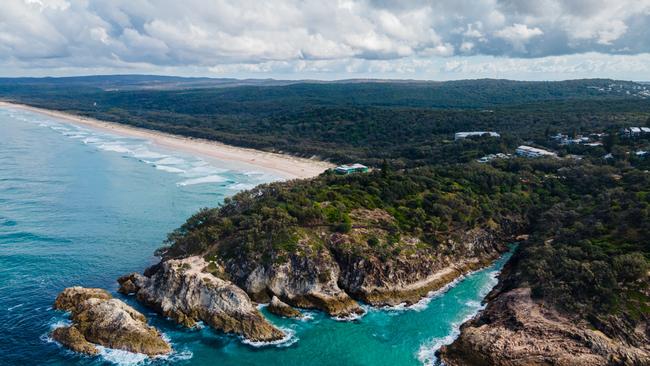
[476,153,510,163]
[335,163,369,174]
[515,145,557,158]
[454,131,500,140]
[621,127,650,137]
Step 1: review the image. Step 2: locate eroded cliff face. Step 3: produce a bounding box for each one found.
[439,287,650,366]
[118,256,284,342]
[52,287,171,356]
[332,225,508,306]
[224,243,363,317]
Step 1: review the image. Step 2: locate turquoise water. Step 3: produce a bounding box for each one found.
[0,107,512,366]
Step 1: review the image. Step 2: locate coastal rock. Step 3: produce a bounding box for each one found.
[267,296,302,318]
[439,287,650,366]
[227,244,364,317]
[118,256,285,342]
[52,326,99,355]
[54,287,112,311]
[332,223,508,306]
[52,287,171,356]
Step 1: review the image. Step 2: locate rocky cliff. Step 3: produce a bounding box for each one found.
[118,256,285,342]
[439,287,650,366]
[52,287,171,356]
[121,207,520,339]
[332,222,508,306]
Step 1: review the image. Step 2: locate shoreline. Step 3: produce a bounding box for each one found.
[0,100,334,180]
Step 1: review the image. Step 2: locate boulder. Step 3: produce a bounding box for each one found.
[52,286,171,356]
[267,296,302,318]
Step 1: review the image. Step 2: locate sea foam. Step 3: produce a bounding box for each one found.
[177,175,226,186]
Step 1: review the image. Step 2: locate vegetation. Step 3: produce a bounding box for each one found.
[1,75,647,334]
[1,77,649,167]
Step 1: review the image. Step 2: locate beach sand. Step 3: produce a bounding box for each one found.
[0,101,334,180]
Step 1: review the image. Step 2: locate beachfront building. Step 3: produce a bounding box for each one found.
[515,145,557,158]
[454,131,500,140]
[335,163,369,175]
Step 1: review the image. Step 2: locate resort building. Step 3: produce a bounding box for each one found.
[515,145,557,158]
[335,163,369,175]
[454,131,500,140]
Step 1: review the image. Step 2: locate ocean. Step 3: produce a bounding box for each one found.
[0,106,511,366]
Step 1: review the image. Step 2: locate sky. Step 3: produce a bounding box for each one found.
[2,0,650,80]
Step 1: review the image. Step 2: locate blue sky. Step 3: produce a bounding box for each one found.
[3,0,650,80]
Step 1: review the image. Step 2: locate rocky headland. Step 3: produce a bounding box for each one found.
[439,287,650,365]
[118,256,285,342]
[117,206,521,340]
[52,287,171,356]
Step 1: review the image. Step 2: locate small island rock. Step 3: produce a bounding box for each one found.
[52,286,171,356]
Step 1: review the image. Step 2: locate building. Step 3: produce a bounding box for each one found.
[454,131,500,140]
[550,133,592,145]
[515,145,557,158]
[621,127,650,137]
[335,163,369,174]
[476,153,510,163]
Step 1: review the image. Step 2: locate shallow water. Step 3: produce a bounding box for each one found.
[0,107,512,366]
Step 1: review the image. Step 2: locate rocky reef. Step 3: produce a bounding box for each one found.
[52,287,171,356]
[439,287,650,366]
[118,256,285,342]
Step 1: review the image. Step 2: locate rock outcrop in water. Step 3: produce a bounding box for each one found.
[52,287,171,356]
[439,287,650,366]
[267,296,302,318]
[118,256,285,342]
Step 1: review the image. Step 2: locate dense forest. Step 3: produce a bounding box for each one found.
[160,157,649,333]
[1,77,649,167]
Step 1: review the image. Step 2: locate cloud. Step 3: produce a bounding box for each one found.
[1,0,650,78]
[495,24,544,50]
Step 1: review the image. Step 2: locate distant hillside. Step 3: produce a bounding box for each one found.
[0,76,648,167]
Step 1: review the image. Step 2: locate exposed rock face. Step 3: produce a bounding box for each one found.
[439,288,650,366]
[52,287,171,356]
[220,210,519,315]
[227,245,363,317]
[118,256,284,342]
[267,296,302,318]
[332,225,508,306]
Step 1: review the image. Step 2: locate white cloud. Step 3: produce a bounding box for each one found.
[495,23,544,50]
[0,0,650,78]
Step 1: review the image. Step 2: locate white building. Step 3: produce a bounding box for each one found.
[454,131,500,140]
[621,127,650,137]
[334,163,369,174]
[515,145,557,158]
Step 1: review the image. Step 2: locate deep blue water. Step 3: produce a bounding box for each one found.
[0,107,512,366]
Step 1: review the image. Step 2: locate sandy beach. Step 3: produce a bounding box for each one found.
[0,101,334,180]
